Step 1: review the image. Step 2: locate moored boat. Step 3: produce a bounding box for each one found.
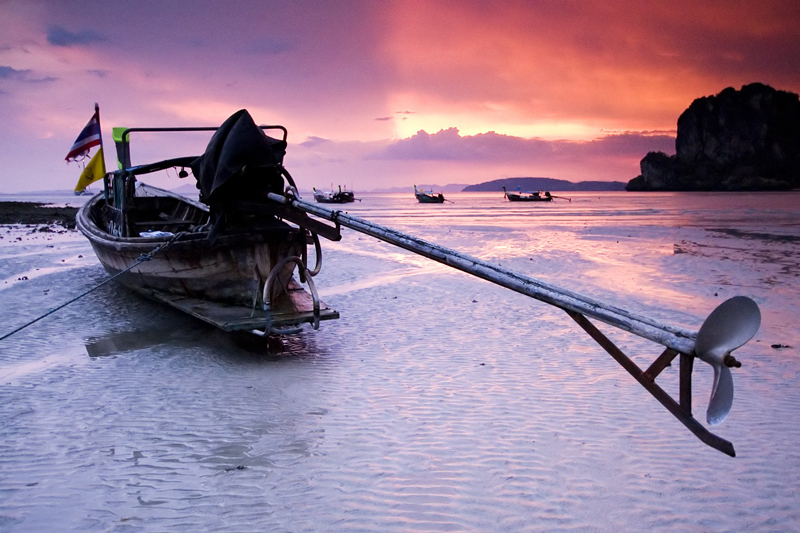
[502,186,553,202]
[414,185,446,203]
[313,186,357,203]
[76,110,340,334]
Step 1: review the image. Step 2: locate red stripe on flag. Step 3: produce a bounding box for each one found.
[65,112,102,161]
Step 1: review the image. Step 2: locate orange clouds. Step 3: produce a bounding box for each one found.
[379,0,800,139]
[0,0,799,193]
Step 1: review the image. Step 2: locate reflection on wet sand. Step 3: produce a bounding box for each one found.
[84,326,202,358]
[83,321,319,359]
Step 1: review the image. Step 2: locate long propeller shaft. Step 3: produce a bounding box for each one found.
[268,192,699,354]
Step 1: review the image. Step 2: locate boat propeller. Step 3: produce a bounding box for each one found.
[694,296,761,425]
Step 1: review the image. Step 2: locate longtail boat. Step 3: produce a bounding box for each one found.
[414,185,446,203]
[502,186,571,202]
[76,110,340,334]
[313,185,357,203]
[502,185,552,201]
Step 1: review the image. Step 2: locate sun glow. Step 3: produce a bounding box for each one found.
[387,95,603,141]
[395,115,602,141]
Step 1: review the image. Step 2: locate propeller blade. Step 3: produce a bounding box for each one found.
[695,296,761,359]
[694,296,760,426]
[707,363,734,425]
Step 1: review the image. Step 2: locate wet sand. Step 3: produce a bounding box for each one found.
[1,191,799,531]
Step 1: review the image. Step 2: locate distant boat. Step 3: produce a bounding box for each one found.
[502,186,556,202]
[313,186,358,203]
[414,185,447,203]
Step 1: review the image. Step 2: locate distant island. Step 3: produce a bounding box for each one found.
[627,83,800,191]
[462,177,626,192]
[370,183,469,193]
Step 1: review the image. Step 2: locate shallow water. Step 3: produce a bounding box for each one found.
[1,191,799,531]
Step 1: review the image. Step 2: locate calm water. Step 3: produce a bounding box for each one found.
[1,190,799,531]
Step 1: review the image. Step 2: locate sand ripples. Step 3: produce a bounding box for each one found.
[2,192,799,530]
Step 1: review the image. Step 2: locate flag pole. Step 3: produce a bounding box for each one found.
[95,103,102,150]
[95,102,109,200]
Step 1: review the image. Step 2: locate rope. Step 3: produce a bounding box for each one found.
[0,232,185,342]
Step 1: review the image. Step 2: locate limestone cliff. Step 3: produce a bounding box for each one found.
[627,83,800,191]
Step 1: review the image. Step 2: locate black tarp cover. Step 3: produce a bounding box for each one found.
[191,109,286,203]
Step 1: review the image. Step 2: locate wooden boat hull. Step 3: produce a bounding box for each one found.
[314,189,355,203]
[506,194,552,202]
[314,195,353,203]
[77,185,338,332]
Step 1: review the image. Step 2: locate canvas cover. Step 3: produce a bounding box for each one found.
[191,109,287,204]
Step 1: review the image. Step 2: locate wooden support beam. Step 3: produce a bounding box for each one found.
[644,348,679,382]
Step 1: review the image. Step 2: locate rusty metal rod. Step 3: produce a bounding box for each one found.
[565,310,734,457]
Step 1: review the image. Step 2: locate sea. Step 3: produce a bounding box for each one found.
[0,190,798,532]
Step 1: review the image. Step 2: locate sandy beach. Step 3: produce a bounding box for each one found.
[0,191,798,531]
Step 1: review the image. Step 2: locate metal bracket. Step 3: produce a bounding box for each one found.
[565,309,735,457]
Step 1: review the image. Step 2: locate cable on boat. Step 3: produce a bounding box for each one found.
[0,232,186,342]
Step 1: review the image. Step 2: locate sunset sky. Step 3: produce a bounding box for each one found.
[1,0,799,193]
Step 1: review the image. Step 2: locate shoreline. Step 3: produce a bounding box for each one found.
[0,201,78,227]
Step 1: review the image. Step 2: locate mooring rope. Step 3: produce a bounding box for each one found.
[0,232,185,342]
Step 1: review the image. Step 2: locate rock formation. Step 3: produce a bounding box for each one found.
[627,83,800,191]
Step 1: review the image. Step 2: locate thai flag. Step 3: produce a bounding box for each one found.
[65,110,101,161]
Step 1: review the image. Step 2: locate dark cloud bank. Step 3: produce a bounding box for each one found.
[47,26,106,47]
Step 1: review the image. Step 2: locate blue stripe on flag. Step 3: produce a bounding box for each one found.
[66,112,102,161]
